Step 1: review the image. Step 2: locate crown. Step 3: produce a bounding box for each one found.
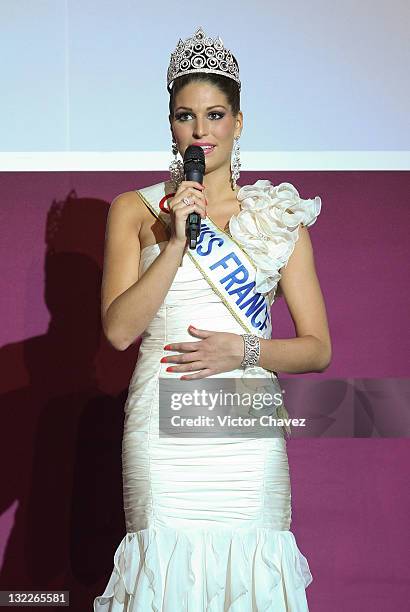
[167,26,241,93]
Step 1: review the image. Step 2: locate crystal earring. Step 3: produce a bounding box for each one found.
[231,136,241,190]
[169,136,184,190]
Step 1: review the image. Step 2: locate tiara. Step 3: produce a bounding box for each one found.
[167,26,241,93]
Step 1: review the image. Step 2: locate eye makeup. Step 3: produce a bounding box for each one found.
[175,111,225,121]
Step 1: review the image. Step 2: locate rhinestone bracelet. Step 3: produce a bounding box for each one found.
[240,334,261,368]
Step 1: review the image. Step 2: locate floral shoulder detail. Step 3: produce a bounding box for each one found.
[229,180,322,302]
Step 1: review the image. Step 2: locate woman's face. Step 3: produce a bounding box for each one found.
[169,81,243,176]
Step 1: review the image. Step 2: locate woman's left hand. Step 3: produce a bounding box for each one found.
[162,325,244,379]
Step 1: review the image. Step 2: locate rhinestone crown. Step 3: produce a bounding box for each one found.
[167,26,241,93]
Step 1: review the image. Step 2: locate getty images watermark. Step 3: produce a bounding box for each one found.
[158,377,410,438]
[158,376,297,438]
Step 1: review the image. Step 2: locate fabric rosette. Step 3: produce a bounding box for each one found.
[229,180,322,301]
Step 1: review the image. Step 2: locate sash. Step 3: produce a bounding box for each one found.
[137,181,291,438]
[137,182,272,338]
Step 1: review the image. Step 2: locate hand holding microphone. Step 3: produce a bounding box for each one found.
[167,145,207,251]
[183,145,206,249]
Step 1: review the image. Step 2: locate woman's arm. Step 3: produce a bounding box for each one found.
[101,192,186,351]
[258,225,332,374]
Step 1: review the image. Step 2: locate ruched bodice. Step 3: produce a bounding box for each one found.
[132,240,272,387]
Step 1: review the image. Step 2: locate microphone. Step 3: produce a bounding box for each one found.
[183,145,206,249]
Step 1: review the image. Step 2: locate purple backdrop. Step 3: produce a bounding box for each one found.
[0,170,409,611]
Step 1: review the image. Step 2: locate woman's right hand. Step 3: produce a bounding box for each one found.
[167,181,207,248]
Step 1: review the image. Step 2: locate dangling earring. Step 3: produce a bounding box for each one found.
[169,136,184,191]
[231,136,241,190]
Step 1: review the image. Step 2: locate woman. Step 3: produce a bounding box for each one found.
[94,26,331,611]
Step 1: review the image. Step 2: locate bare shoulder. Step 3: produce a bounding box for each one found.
[108,189,146,228]
[101,190,146,322]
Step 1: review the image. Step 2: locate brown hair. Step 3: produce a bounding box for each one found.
[169,71,241,118]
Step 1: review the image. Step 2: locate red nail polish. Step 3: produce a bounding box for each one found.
[166,366,173,372]
[164,344,172,350]
[160,357,167,363]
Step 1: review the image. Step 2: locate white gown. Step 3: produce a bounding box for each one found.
[94,179,321,611]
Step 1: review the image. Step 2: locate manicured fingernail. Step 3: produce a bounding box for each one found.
[160,357,167,363]
[164,344,172,350]
[166,366,173,372]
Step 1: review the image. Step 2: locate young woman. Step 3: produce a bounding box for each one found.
[94,26,331,612]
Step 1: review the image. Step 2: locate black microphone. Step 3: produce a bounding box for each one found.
[183,145,206,249]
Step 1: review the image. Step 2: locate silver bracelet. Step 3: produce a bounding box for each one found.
[241,333,261,367]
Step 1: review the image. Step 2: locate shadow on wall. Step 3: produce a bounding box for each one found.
[0,190,140,610]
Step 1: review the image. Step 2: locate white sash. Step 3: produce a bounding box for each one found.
[137,182,272,339]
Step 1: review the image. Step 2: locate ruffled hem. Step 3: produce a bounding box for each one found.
[94,526,312,611]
